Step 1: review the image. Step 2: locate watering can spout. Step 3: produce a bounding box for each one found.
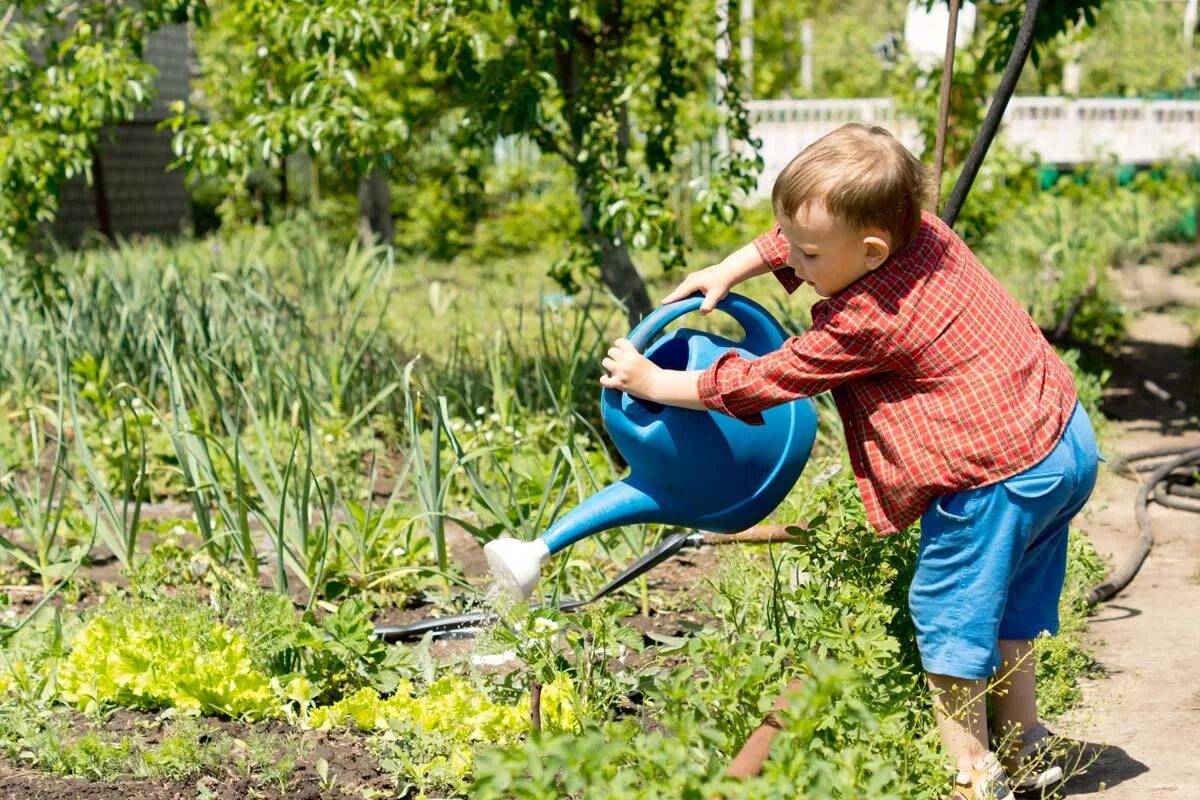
[484,480,660,600]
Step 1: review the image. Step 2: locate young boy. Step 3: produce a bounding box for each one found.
[600,123,1100,799]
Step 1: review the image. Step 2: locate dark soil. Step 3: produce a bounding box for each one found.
[0,711,394,800]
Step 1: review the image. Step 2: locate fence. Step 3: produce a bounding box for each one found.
[495,96,1200,199]
[745,96,1200,197]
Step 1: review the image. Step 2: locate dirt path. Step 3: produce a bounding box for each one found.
[1056,254,1200,798]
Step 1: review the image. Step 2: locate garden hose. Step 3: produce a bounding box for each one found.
[940,0,1044,228]
[373,526,802,642]
[373,532,702,642]
[1085,445,1200,607]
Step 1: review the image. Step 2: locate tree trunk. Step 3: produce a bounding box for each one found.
[594,232,653,325]
[357,167,393,247]
[578,178,652,325]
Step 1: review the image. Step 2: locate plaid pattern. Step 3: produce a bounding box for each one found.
[698,212,1078,535]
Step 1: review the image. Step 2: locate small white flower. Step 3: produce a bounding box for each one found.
[504,426,514,435]
[391,546,407,557]
[102,437,113,447]
[475,406,486,416]
[130,397,143,409]
[450,420,463,431]
[323,433,335,443]
[489,413,500,422]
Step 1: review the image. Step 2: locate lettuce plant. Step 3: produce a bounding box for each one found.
[58,598,277,719]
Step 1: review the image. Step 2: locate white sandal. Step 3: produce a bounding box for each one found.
[997,723,1065,793]
[949,752,1015,800]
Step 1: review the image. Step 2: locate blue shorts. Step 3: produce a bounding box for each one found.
[908,403,1101,679]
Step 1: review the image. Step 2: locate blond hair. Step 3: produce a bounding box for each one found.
[771,123,931,252]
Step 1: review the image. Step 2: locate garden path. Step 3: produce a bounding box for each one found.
[1057,246,1200,799]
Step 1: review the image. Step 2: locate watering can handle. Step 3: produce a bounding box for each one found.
[602,292,788,409]
[623,292,787,355]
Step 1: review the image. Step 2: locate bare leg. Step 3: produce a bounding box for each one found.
[926,672,990,772]
[990,639,1040,745]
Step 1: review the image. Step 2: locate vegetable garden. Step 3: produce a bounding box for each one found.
[1,163,1196,797]
[3,0,1199,797]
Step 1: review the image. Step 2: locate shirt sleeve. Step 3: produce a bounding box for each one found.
[752,225,802,294]
[697,301,890,425]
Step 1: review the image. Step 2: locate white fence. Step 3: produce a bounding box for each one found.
[747,96,1200,197]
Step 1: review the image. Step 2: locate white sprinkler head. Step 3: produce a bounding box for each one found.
[484,537,551,601]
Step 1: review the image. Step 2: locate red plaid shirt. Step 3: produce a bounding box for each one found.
[697,211,1078,535]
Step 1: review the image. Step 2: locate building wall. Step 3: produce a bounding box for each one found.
[51,23,193,246]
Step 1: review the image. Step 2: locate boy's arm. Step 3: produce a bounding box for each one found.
[600,339,707,410]
[753,225,803,294]
[699,309,888,424]
[661,239,784,314]
[603,298,892,422]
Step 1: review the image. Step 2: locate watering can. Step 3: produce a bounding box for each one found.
[484,292,818,599]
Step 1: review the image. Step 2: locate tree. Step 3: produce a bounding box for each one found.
[455,0,761,323]
[175,1,760,324]
[0,0,207,264]
[170,0,463,246]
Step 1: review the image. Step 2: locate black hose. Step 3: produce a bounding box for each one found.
[1086,446,1200,607]
[373,532,702,643]
[940,0,1045,228]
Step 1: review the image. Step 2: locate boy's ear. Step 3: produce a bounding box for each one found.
[863,235,891,270]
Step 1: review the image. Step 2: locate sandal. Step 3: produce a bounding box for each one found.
[994,723,1065,793]
[948,752,1014,800]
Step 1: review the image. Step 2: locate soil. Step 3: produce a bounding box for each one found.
[0,712,394,800]
[1054,246,1200,799]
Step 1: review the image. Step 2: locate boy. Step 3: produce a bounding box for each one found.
[600,123,1100,799]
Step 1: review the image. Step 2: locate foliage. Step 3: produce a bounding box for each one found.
[1035,530,1107,718]
[58,595,279,719]
[170,0,444,195]
[376,0,756,320]
[0,711,236,781]
[308,675,578,796]
[939,146,1042,246]
[0,0,207,255]
[231,591,416,706]
[748,0,910,100]
[977,164,1199,353]
[1065,0,1197,97]
[485,601,645,721]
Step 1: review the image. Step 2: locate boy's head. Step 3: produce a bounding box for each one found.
[771,123,931,297]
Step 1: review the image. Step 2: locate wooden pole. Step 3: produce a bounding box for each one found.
[930,0,961,213]
[725,677,806,778]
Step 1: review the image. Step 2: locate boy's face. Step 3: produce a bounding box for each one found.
[777,203,891,297]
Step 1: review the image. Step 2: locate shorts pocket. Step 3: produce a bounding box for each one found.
[1002,470,1065,499]
[933,489,980,523]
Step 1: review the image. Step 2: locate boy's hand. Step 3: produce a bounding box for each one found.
[661,262,737,315]
[600,338,659,399]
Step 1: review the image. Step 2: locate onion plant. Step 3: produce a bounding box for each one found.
[0,398,80,590]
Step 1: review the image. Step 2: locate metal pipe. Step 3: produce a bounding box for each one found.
[941,0,1045,228]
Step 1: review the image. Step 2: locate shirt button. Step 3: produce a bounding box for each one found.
[773,257,783,266]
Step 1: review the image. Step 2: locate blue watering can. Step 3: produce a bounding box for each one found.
[484,293,818,598]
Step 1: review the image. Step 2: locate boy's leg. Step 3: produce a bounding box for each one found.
[990,638,1039,740]
[926,672,990,771]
